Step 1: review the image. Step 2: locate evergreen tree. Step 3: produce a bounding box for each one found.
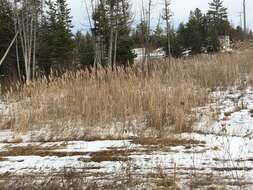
[0,0,14,54]
[116,0,135,65]
[152,24,164,49]
[176,23,188,51]
[55,0,73,65]
[186,8,206,54]
[0,0,14,62]
[0,0,18,82]
[75,31,94,70]
[207,0,229,35]
[38,0,74,75]
[206,27,220,52]
[167,29,181,57]
[175,9,208,55]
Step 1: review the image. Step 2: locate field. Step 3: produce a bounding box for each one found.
[1,50,253,189]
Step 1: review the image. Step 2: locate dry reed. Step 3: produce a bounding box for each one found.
[3,51,253,139]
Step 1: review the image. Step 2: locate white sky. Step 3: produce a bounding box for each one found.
[66,0,253,33]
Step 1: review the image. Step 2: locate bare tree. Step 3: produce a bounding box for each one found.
[85,0,102,74]
[108,0,114,71]
[92,0,106,70]
[13,5,21,81]
[142,0,151,66]
[14,0,40,84]
[113,0,119,69]
[84,0,98,73]
[243,0,247,39]
[139,0,146,65]
[163,0,172,60]
[147,0,151,60]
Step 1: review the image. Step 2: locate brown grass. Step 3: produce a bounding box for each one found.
[249,109,253,117]
[155,165,180,190]
[3,51,253,139]
[0,157,7,161]
[89,149,130,162]
[132,137,205,148]
[0,145,87,157]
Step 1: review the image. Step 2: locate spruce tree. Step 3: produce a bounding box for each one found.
[54,0,74,68]
[38,0,74,75]
[0,0,14,61]
[186,8,206,54]
[116,0,135,66]
[207,0,229,35]
[0,0,18,81]
[75,31,94,70]
[152,24,164,49]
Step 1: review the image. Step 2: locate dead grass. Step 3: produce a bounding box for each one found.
[189,175,224,189]
[0,157,7,161]
[0,163,249,190]
[89,149,130,162]
[132,137,205,148]
[249,109,253,117]
[0,169,96,190]
[0,145,87,157]
[3,51,253,139]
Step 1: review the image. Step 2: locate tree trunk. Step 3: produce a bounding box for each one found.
[108,2,114,71]
[33,14,37,80]
[14,12,21,81]
[113,9,118,69]
[164,0,171,62]
[15,0,39,84]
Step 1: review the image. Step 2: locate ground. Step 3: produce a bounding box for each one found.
[1,86,253,189]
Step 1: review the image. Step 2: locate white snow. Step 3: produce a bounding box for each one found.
[0,156,85,175]
[55,140,132,153]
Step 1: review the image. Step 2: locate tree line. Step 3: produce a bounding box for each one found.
[0,0,252,86]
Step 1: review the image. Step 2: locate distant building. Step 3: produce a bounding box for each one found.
[151,48,166,58]
[132,48,146,61]
[181,50,192,58]
[133,48,166,62]
[218,35,231,51]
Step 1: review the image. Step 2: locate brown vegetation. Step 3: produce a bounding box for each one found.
[89,149,130,162]
[0,145,86,157]
[3,51,253,139]
[132,137,205,148]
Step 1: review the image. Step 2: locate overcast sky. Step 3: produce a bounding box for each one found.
[66,0,253,33]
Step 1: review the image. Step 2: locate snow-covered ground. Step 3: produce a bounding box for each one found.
[1,87,253,189]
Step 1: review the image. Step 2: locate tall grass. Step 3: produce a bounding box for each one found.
[3,51,253,139]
